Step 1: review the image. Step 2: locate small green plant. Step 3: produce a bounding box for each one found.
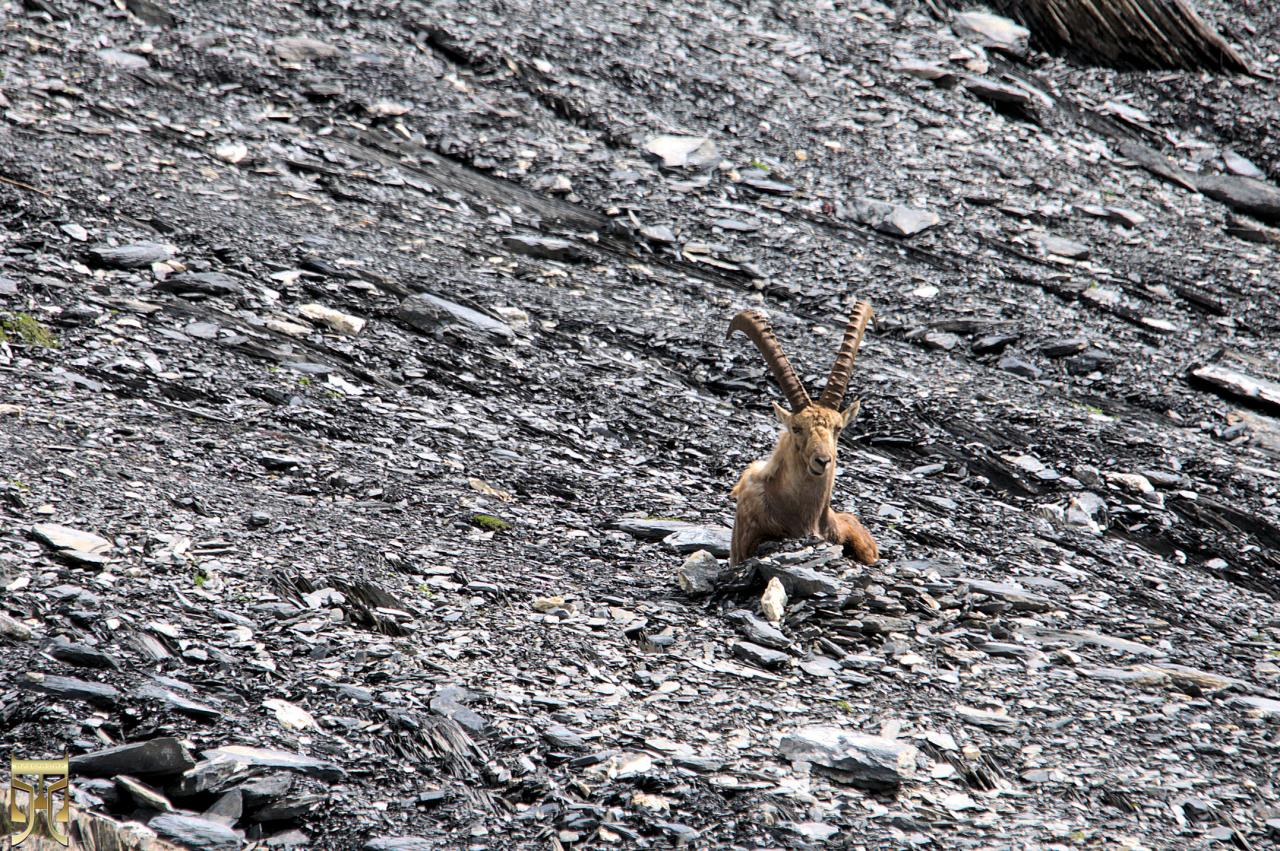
[1085,404,1103,415]
[836,699,854,713]
[417,583,435,597]
[8,478,29,491]
[193,567,209,587]
[472,513,512,531]
[297,375,312,386]
[749,158,771,172]
[644,514,685,522]
[0,313,58,348]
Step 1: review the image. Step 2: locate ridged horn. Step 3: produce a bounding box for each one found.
[727,310,811,412]
[817,301,873,410]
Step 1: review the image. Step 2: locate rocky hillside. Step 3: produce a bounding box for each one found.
[1,0,1278,848]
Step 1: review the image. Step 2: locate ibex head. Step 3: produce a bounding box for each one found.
[727,302,873,478]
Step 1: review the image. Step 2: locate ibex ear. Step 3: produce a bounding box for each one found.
[840,399,861,428]
[772,401,793,429]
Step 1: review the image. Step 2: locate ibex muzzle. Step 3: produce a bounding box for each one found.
[726,303,878,565]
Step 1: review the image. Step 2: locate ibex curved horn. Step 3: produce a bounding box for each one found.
[817,300,873,410]
[727,310,811,412]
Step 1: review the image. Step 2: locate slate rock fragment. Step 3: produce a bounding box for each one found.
[149,813,241,851]
[22,672,120,708]
[399,293,514,342]
[72,737,195,778]
[88,242,173,269]
[154,272,242,297]
[780,727,917,789]
[644,135,719,170]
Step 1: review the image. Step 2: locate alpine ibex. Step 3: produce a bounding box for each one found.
[727,302,879,565]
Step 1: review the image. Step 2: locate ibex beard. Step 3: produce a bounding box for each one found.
[727,302,879,566]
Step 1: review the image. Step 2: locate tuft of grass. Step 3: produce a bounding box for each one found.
[297,375,312,386]
[836,699,854,714]
[472,513,512,532]
[0,313,58,348]
[644,515,685,522]
[749,158,771,172]
[193,567,209,587]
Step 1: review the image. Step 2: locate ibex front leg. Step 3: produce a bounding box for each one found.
[823,509,878,565]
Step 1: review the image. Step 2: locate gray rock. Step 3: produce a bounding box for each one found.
[727,610,792,650]
[272,36,341,62]
[732,640,791,670]
[202,789,243,826]
[1223,149,1265,179]
[365,838,439,851]
[430,686,486,733]
[663,525,731,557]
[1040,236,1090,259]
[47,638,120,669]
[252,793,324,822]
[780,727,917,789]
[136,684,222,720]
[201,746,344,782]
[756,555,845,598]
[72,737,195,778]
[958,577,1052,611]
[237,773,295,807]
[0,612,32,640]
[972,333,1018,354]
[677,550,722,595]
[116,775,174,812]
[1233,696,1280,718]
[644,135,719,170]
[501,234,586,262]
[955,705,1020,732]
[97,48,150,69]
[1065,491,1107,534]
[543,723,587,749]
[879,205,940,237]
[1041,336,1088,357]
[149,813,241,851]
[1019,626,1164,658]
[848,197,894,226]
[22,672,121,708]
[998,355,1041,379]
[88,242,173,269]
[1079,666,1169,687]
[1197,173,1280,221]
[154,272,242,297]
[399,292,514,341]
[31,522,111,554]
[952,11,1030,55]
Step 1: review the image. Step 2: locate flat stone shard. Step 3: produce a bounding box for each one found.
[22,672,121,708]
[780,727,917,789]
[72,737,195,777]
[399,292,514,341]
[31,523,112,554]
[662,525,731,557]
[149,813,241,851]
[201,746,345,781]
[644,135,719,170]
[952,11,1030,55]
[755,547,846,598]
[88,242,174,269]
[957,577,1052,611]
[155,272,242,297]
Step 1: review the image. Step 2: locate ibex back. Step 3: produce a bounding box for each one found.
[727,303,879,566]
